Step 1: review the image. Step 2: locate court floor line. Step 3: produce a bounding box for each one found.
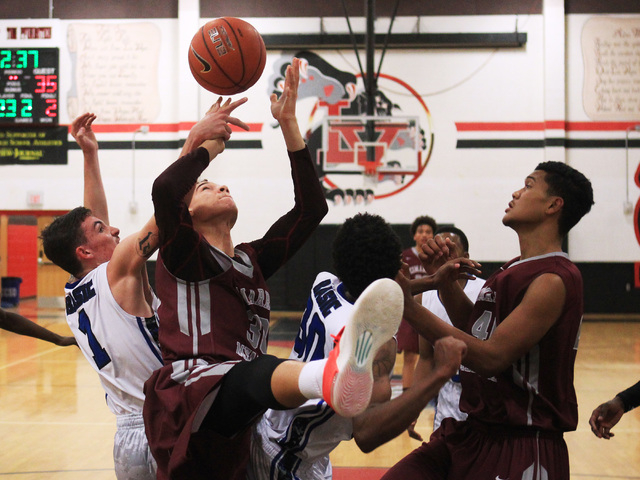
[0,345,64,371]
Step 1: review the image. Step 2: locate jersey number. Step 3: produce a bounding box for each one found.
[78,309,112,369]
[293,309,327,362]
[247,313,269,354]
[471,310,495,341]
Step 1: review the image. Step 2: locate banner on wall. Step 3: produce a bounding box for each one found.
[0,126,67,164]
[582,17,640,121]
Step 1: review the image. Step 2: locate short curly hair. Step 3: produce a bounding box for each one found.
[410,215,437,236]
[332,213,402,298]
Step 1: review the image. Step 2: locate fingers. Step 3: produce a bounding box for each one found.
[407,421,423,441]
[222,96,248,113]
[227,116,250,131]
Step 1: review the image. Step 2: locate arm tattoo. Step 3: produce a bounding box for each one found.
[137,231,158,258]
[372,347,395,380]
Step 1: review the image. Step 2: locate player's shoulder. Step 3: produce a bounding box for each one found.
[313,271,339,285]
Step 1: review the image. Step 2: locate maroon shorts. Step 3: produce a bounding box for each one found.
[380,417,570,480]
[143,359,249,480]
[396,318,419,353]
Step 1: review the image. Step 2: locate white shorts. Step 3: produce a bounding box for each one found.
[113,413,157,480]
[247,417,332,480]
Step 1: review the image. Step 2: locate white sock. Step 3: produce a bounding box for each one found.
[297,358,328,399]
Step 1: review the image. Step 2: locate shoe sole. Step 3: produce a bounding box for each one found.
[331,278,403,417]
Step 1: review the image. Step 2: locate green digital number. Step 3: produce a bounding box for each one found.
[16,50,27,68]
[20,98,33,117]
[0,50,10,69]
[0,99,17,118]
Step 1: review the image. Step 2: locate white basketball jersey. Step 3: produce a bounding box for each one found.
[64,262,163,416]
[248,272,355,480]
[422,277,485,431]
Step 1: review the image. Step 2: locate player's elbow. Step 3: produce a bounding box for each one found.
[353,433,381,453]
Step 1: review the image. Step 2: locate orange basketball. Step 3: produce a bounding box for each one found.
[188,17,266,95]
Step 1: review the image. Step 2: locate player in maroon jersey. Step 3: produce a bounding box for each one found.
[143,58,403,480]
[398,215,437,438]
[383,161,594,480]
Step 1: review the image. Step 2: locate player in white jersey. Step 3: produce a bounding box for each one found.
[41,112,165,479]
[41,110,236,479]
[65,262,162,477]
[416,227,484,432]
[248,214,467,480]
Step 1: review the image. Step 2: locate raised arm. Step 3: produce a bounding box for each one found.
[0,308,76,347]
[270,57,305,152]
[152,98,249,278]
[71,113,109,224]
[251,58,328,278]
[397,270,566,377]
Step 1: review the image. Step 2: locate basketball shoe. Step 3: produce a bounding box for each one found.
[322,277,403,417]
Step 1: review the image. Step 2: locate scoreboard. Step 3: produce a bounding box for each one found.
[0,48,58,125]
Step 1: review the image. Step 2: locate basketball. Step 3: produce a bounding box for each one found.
[188,17,266,95]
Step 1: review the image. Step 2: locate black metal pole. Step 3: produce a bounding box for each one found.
[365,0,376,165]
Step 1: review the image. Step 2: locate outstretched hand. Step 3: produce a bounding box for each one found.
[589,397,625,439]
[270,57,300,124]
[71,112,98,154]
[188,97,250,157]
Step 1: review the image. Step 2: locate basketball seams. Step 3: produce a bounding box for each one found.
[220,17,246,88]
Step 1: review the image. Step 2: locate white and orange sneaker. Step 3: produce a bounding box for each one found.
[321,278,403,417]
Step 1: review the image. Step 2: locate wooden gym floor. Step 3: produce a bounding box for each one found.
[1,300,640,479]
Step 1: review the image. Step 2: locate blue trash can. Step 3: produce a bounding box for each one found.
[1,277,22,308]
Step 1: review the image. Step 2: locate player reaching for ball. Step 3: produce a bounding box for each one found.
[142,58,403,480]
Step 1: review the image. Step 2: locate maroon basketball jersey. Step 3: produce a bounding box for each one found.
[155,245,270,364]
[460,252,583,432]
[402,247,426,279]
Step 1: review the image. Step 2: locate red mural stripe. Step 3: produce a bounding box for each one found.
[67,123,264,134]
[456,121,640,132]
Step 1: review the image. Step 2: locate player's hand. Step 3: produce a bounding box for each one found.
[395,267,416,310]
[193,97,250,145]
[270,57,299,124]
[418,235,461,275]
[406,419,423,441]
[71,112,98,154]
[57,336,78,347]
[433,336,467,379]
[589,397,625,439]
[429,257,481,291]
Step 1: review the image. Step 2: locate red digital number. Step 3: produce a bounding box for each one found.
[35,74,57,94]
[45,98,57,117]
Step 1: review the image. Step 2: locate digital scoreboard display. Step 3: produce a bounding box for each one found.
[0,48,58,125]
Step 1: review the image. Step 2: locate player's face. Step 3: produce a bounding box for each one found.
[79,216,120,265]
[189,180,238,226]
[414,224,434,249]
[503,170,555,228]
